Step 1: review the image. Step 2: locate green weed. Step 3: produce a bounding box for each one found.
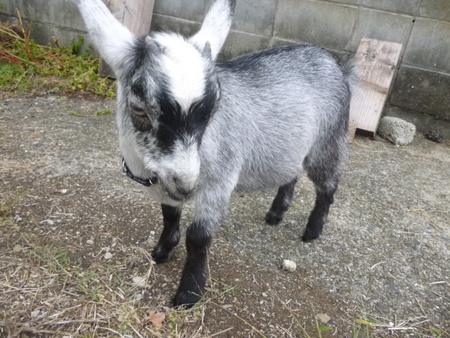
[0,10,115,96]
[69,109,112,117]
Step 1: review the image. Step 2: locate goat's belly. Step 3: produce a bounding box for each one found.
[234,168,300,192]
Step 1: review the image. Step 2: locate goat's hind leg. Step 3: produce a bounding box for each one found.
[152,204,181,263]
[265,178,298,225]
[302,160,340,242]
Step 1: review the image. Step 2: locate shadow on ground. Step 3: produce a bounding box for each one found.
[1,94,449,337]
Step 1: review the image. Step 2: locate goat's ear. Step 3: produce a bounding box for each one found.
[77,0,135,74]
[189,0,236,60]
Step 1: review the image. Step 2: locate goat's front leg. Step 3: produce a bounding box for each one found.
[173,185,231,307]
[152,204,182,263]
[173,220,212,307]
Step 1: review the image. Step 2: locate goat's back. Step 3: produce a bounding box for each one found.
[200,44,352,191]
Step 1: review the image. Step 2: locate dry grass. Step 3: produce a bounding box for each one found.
[1,203,447,337]
[0,225,212,337]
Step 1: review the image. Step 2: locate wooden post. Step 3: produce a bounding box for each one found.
[100,0,155,77]
[108,0,155,35]
[348,38,403,142]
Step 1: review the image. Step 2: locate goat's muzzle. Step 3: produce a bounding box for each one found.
[160,174,198,201]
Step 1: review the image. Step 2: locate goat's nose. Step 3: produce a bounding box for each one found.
[173,177,196,197]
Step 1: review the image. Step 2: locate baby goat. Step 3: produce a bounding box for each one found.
[77,0,355,307]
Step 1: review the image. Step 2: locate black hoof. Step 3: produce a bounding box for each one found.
[151,245,175,264]
[265,210,283,225]
[301,227,322,242]
[173,290,202,308]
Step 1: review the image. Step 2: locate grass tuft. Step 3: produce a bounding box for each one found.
[0,10,116,97]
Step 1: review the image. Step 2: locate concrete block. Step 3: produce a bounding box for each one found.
[155,0,276,36]
[0,13,89,49]
[153,0,207,23]
[347,8,413,52]
[0,1,15,14]
[419,0,450,21]
[150,14,201,37]
[27,21,88,48]
[151,14,271,60]
[326,0,360,6]
[327,0,421,14]
[233,0,276,36]
[274,0,358,51]
[271,38,352,64]
[390,65,450,120]
[377,116,416,145]
[220,30,271,60]
[4,0,85,31]
[360,0,421,15]
[403,18,450,72]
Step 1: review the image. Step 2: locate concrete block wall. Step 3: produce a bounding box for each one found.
[1,0,449,124]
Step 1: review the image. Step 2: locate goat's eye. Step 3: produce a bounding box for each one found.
[131,105,147,117]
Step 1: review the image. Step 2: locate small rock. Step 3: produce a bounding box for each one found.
[60,189,68,194]
[317,313,331,324]
[41,219,54,226]
[31,310,40,318]
[104,252,113,260]
[86,239,94,245]
[13,244,22,252]
[377,116,416,146]
[132,276,147,288]
[282,259,297,272]
[133,293,143,301]
[424,130,444,143]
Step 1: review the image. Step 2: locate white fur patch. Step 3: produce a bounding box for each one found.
[154,33,206,113]
[78,0,134,74]
[144,136,201,189]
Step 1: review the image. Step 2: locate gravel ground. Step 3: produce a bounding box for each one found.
[1,94,449,337]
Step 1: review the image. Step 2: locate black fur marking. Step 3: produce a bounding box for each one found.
[125,36,151,82]
[156,82,218,153]
[152,204,182,263]
[173,220,211,307]
[265,178,298,225]
[129,109,153,132]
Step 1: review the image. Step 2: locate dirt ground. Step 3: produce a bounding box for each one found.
[1,93,449,337]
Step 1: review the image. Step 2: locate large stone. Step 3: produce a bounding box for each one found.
[377,116,416,145]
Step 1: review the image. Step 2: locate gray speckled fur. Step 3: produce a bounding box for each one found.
[78,0,355,306]
[194,46,354,232]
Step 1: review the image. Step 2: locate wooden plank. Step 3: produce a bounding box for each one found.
[348,38,403,138]
[108,0,155,35]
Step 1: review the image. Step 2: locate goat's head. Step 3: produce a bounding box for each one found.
[77,0,236,202]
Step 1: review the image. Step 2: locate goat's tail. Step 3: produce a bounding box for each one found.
[342,59,359,97]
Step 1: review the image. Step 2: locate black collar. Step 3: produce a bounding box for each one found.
[122,159,158,186]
